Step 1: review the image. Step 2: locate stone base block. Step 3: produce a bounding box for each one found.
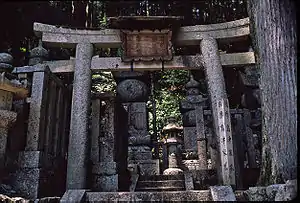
[86,190,212,202]
[128,159,159,176]
[92,162,116,176]
[128,146,152,160]
[12,168,42,199]
[93,174,118,192]
[61,189,88,203]
[210,185,236,201]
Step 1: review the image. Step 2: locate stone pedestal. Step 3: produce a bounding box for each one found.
[127,102,159,175]
[163,154,183,175]
[92,162,118,192]
[12,151,44,199]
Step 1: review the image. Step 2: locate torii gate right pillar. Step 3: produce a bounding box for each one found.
[200,37,236,187]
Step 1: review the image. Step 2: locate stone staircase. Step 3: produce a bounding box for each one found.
[135,175,185,192]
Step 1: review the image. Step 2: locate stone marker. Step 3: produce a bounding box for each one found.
[200,37,235,186]
[210,185,236,201]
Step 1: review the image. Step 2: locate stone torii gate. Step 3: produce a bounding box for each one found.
[14,17,255,198]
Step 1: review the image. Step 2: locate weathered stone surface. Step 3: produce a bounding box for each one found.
[67,42,93,189]
[17,151,44,168]
[0,89,13,111]
[60,190,87,203]
[244,187,267,201]
[116,79,149,102]
[200,38,235,186]
[26,70,49,151]
[128,160,159,176]
[0,53,13,71]
[0,109,17,128]
[184,171,194,190]
[92,162,116,176]
[93,174,118,192]
[29,41,49,66]
[210,185,236,201]
[12,168,42,199]
[265,184,283,200]
[86,190,212,202]
[275,179,297,201]
[183,127,197,151]
[34,18,250,47]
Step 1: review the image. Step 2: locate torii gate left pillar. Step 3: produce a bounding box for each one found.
[66,42,93,189]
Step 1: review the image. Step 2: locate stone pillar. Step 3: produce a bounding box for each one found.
[67,42,93,189]
[91,95,118,192]
[200,37,235,186]
[12,43,49,199]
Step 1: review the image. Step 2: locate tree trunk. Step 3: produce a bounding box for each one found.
[247,0,297,185]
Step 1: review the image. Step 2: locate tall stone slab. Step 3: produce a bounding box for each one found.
[200,38,235,186]
[67,42,93,189]
[91,95,118,192]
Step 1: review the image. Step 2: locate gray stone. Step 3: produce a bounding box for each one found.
[200,37,235,186]
[93,174,118,192]
[0,53,13,72]
[17,151,44,168]
[60,190,87,203]
[92,162,117,176]
[67,42,93,189]
[210,185,236,201]
[29,40,49,66]
[244,187,268,201]
[26,70,49,151]
[117,79,149,102]
[12,168,42,199]
[184,171,194,190]
[275,179,297,201]
[266,184,283,200]
[86,190,212,202]
[183,127,197,151]
[0,89,13,111]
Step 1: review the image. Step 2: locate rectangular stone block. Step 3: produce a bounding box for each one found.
[12,168,42,199]
[60,189,87,203]
[129,159,159,176]
[93,174,118,192]
[92,162,117,176]
[18,151,43,168]
[0,89,13,110]
[210,185,236,201]
[183,127,197,151]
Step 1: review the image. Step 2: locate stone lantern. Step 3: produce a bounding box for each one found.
[0,52,28,180]
[28,39,49,66]
[162,117,184,175]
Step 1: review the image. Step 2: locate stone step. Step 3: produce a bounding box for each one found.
[136,180,185,188]
[138,174,184,181]
[135,186,185,192]
[86,190,212,202]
